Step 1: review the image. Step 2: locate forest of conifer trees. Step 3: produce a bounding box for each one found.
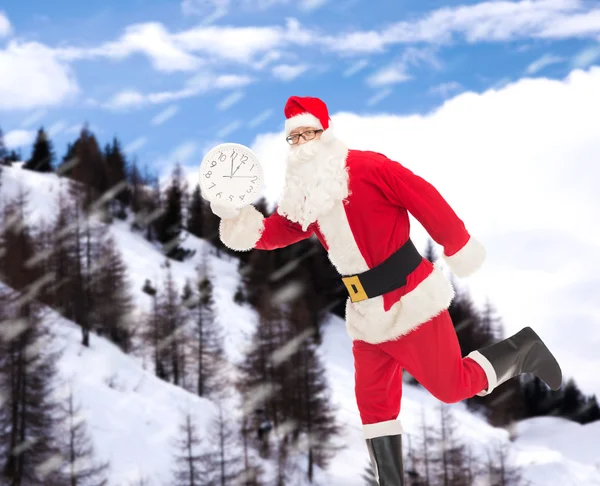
[0,123,598,485]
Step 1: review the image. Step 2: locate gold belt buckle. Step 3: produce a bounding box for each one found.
[342,275,368,303]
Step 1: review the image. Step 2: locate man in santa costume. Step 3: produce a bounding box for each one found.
[210,96,562,485]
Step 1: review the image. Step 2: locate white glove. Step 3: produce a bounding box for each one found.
[210,201,240,219]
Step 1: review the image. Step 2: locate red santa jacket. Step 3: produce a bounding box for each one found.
[220,149,485,344]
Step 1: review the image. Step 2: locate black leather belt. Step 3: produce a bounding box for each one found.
[341,238,423,303]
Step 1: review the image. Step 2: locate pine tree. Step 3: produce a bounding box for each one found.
[143,278,169,381]
[156,163,186,259]
[282,297,340,481]
[170,411,207,486]
[0,200,69,484]
[58,384,111,485]
[68,125,109,215]
[155,261,185,385]
[0,126,7,164]
[93,234,135,353]
[237,291,282,434]
[104,137,130,211]
[23,127,55,172]
[484,440,526,486]
[423,238,437,263]
[432,404,473,486]
[201,403,244,486]
[194,256,225,399]
[187,184,204,238]
[362,462,378,485]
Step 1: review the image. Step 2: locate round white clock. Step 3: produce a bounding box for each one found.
[199,143,264,209]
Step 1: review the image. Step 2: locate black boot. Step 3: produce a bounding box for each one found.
[468,326,562,396]
[365,434,404,485]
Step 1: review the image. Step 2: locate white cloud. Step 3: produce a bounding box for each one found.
[216,120,242,138]
[429,81,463,97]
[217,91,245,110]
[20,109,47,128]
[0,41,79,111]
[525,53,566,74]
[365,88,393,106]
[4,129,35,149]
[324,0,600,54]
[0,11,11,38]
[571,43,600,69]
[343,59,369,77]
[48,121,67,137]
[248,109,273,128]
[271,63,309,81]
[104,73,255,110]
[166,142,198,165]
[366,47,441,87]
[124,136,148,154]
[181,0,229,23]
[151,105,180,125]
[299,0,328,11]
[57,23,203,73]
[249,65,600,396]
[366,65,411,87]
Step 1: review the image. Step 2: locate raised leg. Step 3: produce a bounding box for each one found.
[378,310,489,404]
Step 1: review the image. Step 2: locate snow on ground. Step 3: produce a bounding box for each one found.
[2,164,600,485]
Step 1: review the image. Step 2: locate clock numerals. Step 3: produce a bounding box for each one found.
[239,195,245,201]
[250,164,255,171]
[210,160,217,167]
[246,186,253,193]
[228,195,234,202]
[218,152,226,162]
[251,175,258,183]
[208,182,216,189]
[216,192,223,198]
[204,171,212,178]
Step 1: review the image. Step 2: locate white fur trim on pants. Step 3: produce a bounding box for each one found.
[363,419,403,439]
[442,235,486,278]
[285,113,323,134]
[345,261,456,344]
[466,350,498,396]
[219,205,265,251]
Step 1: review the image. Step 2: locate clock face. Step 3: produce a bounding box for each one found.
[199,143,264,209]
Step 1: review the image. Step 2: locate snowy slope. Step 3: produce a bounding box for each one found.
[1,164,600,485]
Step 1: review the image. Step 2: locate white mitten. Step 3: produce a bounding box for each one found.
[210,201,240,219]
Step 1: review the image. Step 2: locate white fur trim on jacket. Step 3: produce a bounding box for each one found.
[219,205,265,252]
[315,201,456,344]
[466,350,498,396]
[285,113,324,134]
[345,261,455,344]
[442,235,486,278]
[363,419,403,439]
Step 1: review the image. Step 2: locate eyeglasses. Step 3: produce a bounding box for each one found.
[285,129,323,145]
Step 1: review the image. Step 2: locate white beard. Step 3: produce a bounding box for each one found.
[277,134,350,231]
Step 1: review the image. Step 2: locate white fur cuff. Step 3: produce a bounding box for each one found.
[219,205,265,251]
[442,235,486,278]
[467,350,498,397]
[285,113,323,135]
[363,419,403,439]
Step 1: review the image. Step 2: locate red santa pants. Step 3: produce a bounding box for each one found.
[352,309,488,431]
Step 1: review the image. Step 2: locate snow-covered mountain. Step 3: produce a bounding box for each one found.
[1,162,600,486]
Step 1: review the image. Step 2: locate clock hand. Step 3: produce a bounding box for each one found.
[231,161,245,177]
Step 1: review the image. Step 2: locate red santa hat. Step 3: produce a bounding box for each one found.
[284,96,334,141]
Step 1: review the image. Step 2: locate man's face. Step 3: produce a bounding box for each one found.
[287,126,323,146]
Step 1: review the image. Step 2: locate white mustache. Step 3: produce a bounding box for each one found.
[289,139,320,161]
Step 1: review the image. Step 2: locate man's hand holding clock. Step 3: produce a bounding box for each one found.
[199,143,264,219]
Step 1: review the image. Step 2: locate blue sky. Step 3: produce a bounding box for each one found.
[1,0,599,177]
